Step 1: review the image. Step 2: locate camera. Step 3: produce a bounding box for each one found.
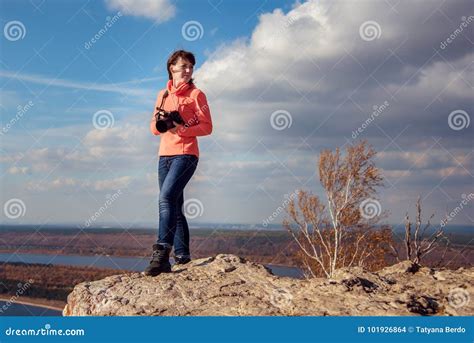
[154,108,185,133]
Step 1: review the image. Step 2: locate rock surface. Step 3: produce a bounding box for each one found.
[63,254,473,316]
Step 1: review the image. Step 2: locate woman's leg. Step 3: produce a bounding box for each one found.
[157,156,170,245]
[158,155,198,248]
[144,156,173,276]
[173,191,191,260]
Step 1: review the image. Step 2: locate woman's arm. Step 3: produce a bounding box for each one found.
[150,90,164,136]
[177,91,213,137]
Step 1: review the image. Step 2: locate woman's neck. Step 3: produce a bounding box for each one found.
[173,79,184,88]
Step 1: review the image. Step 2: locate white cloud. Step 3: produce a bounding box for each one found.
[0,70,151,97]
[26,175,131,192]
[51,177,79,188]
[377,149,472,171]
[105,0,176,23]
[7,166,29,175]
[0,152,24,163]
[93,176,131,191]
[194,0,472,143]
[381,169,411,178]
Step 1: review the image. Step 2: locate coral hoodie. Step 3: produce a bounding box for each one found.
[150,80,212,158]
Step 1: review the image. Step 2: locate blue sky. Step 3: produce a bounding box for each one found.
[0,0,472,228]
[1,0,290,129]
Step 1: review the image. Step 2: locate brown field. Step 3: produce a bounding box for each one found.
[0,262,127,310]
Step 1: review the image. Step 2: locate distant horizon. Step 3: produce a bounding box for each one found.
[1,222,472,230]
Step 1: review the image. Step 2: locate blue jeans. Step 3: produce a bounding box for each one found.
[158,154,198,258]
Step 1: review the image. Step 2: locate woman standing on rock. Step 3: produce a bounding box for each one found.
[145,50,213,276]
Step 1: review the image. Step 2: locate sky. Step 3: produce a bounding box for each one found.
[0,0,472,229]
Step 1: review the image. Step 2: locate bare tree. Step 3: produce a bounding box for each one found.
[392,197,446,269]
[284,141,392,278]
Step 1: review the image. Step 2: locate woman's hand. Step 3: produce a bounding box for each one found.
[169,122,184,134]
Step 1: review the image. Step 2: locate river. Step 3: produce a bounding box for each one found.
[0,253,304,278]
[0,300,62,316]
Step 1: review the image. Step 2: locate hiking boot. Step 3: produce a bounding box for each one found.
[144,244,172,276]
[174,255,191,265]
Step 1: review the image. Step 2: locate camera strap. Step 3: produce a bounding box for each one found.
[158,88,199,112]
[157,90,169,110]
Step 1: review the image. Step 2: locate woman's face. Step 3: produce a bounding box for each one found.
[170,57,194,84]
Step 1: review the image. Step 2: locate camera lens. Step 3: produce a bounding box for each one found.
[156,120,169,133]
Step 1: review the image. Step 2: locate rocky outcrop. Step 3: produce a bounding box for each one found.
[63,254,473,316]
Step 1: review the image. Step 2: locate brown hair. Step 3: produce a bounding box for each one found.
[166,50,196,84]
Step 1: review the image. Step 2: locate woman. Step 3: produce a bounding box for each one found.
[145,50,213,276]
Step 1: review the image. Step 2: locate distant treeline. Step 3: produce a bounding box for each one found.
[0,228,471,268]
